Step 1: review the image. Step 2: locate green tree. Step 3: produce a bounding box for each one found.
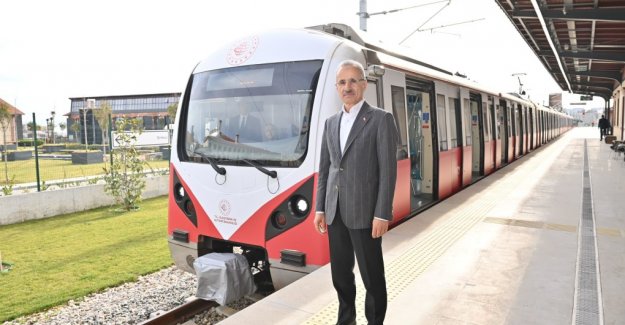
[103,118,146,211]
[167,103,177,126]
[59,122,67,139]
[70,119,80,143]
[94,101,112,155]
[26,122,43,131]
[0,103,11,185]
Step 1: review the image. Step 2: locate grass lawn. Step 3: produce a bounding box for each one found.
[0,196,172,322]
[0,158,168,185]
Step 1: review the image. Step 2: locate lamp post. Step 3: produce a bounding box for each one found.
[50,110,56,144]
[45,118,51,143]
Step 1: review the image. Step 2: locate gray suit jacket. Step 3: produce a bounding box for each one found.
[316,102,398,229]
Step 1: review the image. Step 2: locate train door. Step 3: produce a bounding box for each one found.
[498,100,507,165]
[515,104,522,157]
[528,106,536,151]
[469,93,484,180]
[507,101,515,162]
[461,89,472,186]
[494,101,502,168]
[541,111,545,144]
[529,107,535,150]
[523,106,529,153]
[406,78,435,211]
[486,97,496,173]
[449,96,462,192]
[381,69,410,222]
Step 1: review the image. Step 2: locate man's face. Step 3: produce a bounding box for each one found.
[336,66,367,108]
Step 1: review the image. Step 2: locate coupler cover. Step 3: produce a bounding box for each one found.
[193,253,257,305]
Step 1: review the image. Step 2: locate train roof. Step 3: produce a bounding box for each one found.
[193,28,342,74]
[309,23,570,118]
[190,23,569,118]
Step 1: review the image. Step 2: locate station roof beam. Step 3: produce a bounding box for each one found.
[494,0,625,101]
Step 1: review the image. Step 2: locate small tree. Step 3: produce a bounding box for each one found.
[59,122,67,140]
[167,103,177,126]
[0,103,12,185]
[104,118,146,211]
[70,119,80,143]
[94,101,112,155]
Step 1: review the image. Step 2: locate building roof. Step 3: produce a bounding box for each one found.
[0,98,25,115]
[494,0,625,101]
[68,92,181,101]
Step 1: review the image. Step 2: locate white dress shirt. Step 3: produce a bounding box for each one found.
[339,99,364,153]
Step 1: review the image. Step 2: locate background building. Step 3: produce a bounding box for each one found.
[0,98,25,149]
[66,93,180,144]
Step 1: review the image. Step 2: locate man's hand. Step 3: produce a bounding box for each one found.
[372,219,389,238]
[314,212,327,234]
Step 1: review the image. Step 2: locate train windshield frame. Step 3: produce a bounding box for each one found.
[181,60,322,168]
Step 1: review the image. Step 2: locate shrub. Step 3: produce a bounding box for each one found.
[18,139,43,147]
[103,118,146,211]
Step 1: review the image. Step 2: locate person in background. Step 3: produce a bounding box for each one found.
[598,115,610,141]
[223,101,262,142]
[314,60,398,325]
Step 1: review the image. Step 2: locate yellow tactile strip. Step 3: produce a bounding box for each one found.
[304,197,501,325]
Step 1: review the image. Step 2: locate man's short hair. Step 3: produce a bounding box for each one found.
[337,60,366,80]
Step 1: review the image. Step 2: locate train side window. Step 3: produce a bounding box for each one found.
[495,104,501,140]
[448,97,459,148]
[463,98,472,146]
[436,94,448,151]
[391,86,408,157]
[491,103,498,140]
[364,81,379,107]
[482,101,490,140]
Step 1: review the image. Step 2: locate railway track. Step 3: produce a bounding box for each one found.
[139,293,264,325]
[139,298,218,325]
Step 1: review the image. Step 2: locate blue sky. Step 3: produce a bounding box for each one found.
[0,0,605,128]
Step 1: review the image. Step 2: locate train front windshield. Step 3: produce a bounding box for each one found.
[182,60,322,167]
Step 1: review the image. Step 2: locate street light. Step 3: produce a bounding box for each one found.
[50,110,56,144]
[45,118,51,143]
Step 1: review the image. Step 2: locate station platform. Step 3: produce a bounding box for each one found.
[219,127,625,325]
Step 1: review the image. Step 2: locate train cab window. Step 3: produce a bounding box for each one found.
[436,94,448,151]
[391,86,408,156]
[181,60,322,167]
[448,97,459,148]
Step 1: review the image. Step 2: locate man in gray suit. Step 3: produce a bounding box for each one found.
[314,60,398,325]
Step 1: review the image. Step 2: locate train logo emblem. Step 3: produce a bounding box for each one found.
[227,36,259,66]
[219,199,231,216]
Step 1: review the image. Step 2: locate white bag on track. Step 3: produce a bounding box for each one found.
[193,252,256,305]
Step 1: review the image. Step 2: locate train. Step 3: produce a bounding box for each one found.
[167,23,573,290]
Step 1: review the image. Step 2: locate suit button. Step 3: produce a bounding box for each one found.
[335,185,338,190]
[340,168,344,171]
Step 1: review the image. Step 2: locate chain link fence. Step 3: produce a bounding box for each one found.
[0,113,170,196]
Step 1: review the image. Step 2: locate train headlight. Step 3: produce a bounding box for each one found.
[174,184,185,202]
[183,199,195,216]
[271,211,288,229]
[289,195,310,218]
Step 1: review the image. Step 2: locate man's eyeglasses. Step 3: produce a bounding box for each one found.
[336,78,365,86]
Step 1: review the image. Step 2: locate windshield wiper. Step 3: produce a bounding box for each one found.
[241,159,277,179]
[195,150,226,175]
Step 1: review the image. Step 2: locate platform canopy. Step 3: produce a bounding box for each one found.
[494,0,625,101]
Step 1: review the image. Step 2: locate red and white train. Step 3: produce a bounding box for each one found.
[168,23,572,290]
